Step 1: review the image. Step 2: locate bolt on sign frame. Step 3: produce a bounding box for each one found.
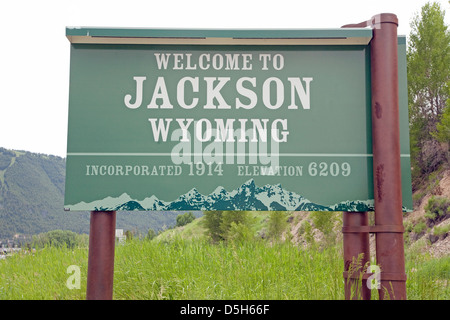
[65,14,411,300]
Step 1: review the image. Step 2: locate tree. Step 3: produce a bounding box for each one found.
[435,102,450,143]
[203,210,252,242]
[146,228,156,240]
[310,211,340,247]
[434,86,450,164]
[125,229,134,242]
[267,211,288,241]
[227,221,254,244]
[203,211,224,242]
[220,211,250,240]
[30,230,78,248]
[407,2,450,177]
[176,212,196,227]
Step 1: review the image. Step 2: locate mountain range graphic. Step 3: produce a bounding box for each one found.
[65,179,377,212]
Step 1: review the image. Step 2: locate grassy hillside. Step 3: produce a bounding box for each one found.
[0,147,182,239]
[0,147,85,238]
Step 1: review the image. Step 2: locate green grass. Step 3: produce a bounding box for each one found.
[0,246,88,299]
[0,238,448,300]
[405,252,450,300]
[113,238,343,300]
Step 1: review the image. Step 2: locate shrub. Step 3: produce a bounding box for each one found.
[424,196,450,226]
[203,211,252,243]
[220,211,251,242]
[299,220,315,248]
[146,228,157,240]
[310,211,340,247]
[227,222,254,244]
[433,224,450,237]
[30,230,82,248]
[413,221,427,234]
[176,212,196,227]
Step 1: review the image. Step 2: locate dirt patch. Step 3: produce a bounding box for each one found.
[440,170,450,198]
[405,169,450,258]
[428,233,450,258]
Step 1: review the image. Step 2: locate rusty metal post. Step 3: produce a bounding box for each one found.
[86,211,116,300]
[342,212,371,300]
[370,13,407,300]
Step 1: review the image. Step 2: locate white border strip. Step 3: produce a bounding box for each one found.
[67,152,411,157]
[67,35,371,46]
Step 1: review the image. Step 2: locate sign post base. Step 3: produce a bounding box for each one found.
[342,211,371,300]
[86,211,116,300]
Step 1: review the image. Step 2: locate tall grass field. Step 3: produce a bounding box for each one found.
[0,238,448,300]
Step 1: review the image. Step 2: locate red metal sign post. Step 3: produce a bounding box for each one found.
[86,211,116,300]
[343,13,407,300]
[370,13,407,300]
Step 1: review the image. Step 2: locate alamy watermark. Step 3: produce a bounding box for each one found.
[66,265,81,290]
[366,264,381,290]
[170,126,284,168]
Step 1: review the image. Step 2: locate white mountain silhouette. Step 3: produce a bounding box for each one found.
[65,178,376,212]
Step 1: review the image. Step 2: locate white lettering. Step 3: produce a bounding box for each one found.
[259,54,271,70]
[124,76,146,109]
[204,77,231,109]
[273,54,284,70]
[212,54,224,70]
[196,118,212,142]
[263,77,284,109]
[147,77,173,109]
[242,54,253,70]
[225,54,240,70]
[251,119,269,142]
[214,118,236,142]
[199,53,210,70]
[123,69,313,112]
[148,118,173,141]
[173,53,184,70]
[176,118,194,142]
[185,54,197,70]
[177,77,199,109]
[154,53,171,70]
[288,77,313,110]
[271,119,289,142]
[236,77,257,110]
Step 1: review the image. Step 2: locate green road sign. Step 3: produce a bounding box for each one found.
[64,28,412,212]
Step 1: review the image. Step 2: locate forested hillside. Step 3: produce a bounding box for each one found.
[0,147,180,239]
